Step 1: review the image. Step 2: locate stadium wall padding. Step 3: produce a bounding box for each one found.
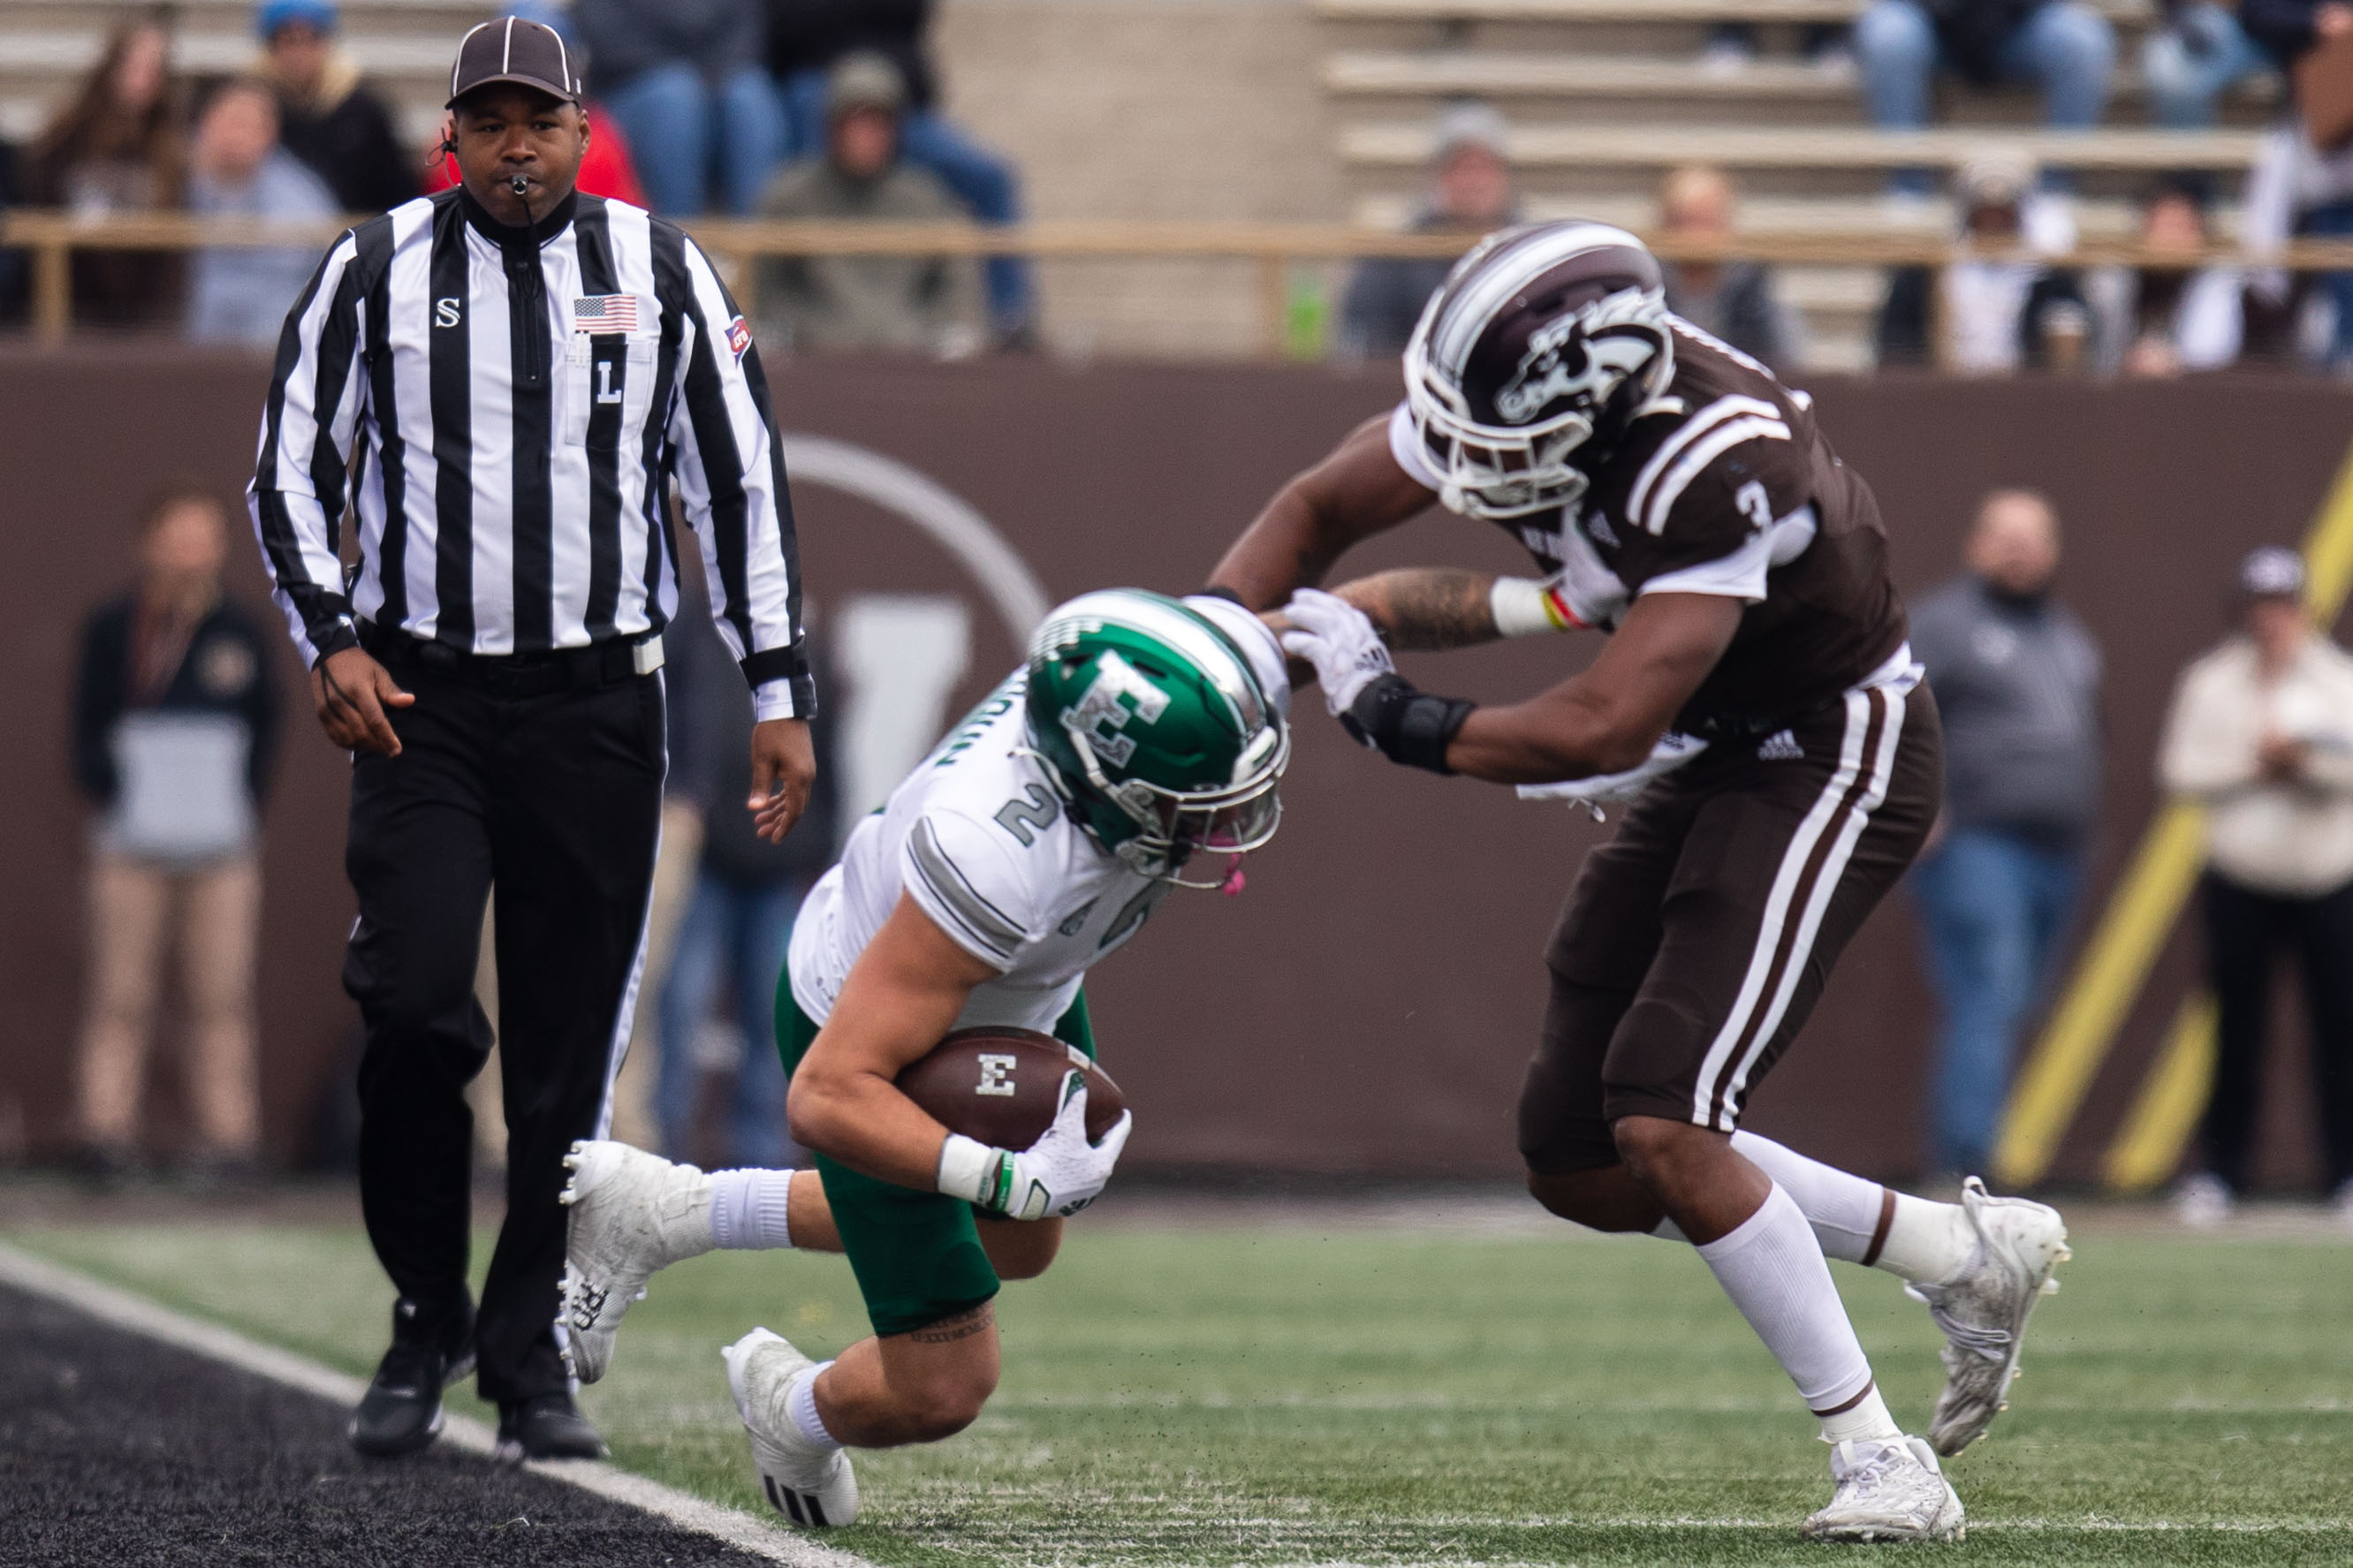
[4,346,2349,1186]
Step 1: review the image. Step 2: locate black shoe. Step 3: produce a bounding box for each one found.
[349,1296,476,1458]
[495,1390,609,1462]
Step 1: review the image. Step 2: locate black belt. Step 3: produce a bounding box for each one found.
[360,622,659,697]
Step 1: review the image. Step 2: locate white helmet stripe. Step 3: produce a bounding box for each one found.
[1431,222,1649,375]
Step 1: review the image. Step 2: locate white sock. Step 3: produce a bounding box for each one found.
[708,1168,796,1250]
[1730,1132,1969,1282]
[1874,1191,1975,1285]
[1818,1384,1903,1448]
[1694,1182,1900,1443]
[1728,1132,1882,1262]
[786,1361,842,1450]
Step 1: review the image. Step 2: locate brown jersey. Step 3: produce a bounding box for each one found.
[1389,319,1909,731]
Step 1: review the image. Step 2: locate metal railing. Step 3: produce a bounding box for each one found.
[10,208,2353,357]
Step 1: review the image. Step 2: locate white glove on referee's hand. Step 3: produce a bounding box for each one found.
[938,1075,1133,1220]
[1278,588,1395,719]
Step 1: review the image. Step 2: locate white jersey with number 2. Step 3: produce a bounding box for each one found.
[787,595,1287,1035]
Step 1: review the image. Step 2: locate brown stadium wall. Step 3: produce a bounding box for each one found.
[3,346,2349,1187]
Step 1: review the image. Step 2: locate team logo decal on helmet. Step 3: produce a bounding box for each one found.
[1492,298,1668,426]
[1404,221,1674,521]
[1060,652,1170,767]
[1023,589,1288,888]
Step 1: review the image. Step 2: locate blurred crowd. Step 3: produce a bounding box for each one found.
[1345,0,2353,376]
[0,0,1028,351]
[17,1,2353,372]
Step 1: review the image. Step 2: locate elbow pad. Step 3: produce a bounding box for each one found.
[1343,673,1476,774]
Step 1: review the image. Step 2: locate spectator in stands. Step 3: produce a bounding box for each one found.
[1655,163,1804,369]
[769,0,1032,344]
[254,0,414,215]
[572,0,786,216]
[2143,2,2276,128]
[754,53,983,355]
[421,8,649,208]
[1879,148,2090,372]
[2087,179,2243,375]
[2240,1,2353,367]
[24,10,185,329]
[185,78,338,347]
[1855,0,2117,195]
[1339,102,1518,359]
[1909,490,2102,1179]
[71,486,280,1183]
[657,606,836,1167]
[2160,547,2353,1225]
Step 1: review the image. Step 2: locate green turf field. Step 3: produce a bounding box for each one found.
[12,1206,2353,1566]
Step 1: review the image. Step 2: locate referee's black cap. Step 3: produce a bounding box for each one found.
[446,16,581,109]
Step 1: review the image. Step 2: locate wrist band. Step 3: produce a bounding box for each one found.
[1343,673,1476,774]
[1490,576,1579,638]
[937,1133,1008,1209]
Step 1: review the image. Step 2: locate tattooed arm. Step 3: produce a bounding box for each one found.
[1332,568,1504,651]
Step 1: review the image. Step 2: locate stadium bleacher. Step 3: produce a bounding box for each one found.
[1317,0,2275,367]
[0,0,2299,366]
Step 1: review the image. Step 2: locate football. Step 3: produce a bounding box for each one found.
[897,1027,1127,1149]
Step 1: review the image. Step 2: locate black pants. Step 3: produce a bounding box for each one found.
[2199,872,2353,1194]
[343,652,664,1404]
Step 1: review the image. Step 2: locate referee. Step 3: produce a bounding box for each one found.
[248,17,816,1461]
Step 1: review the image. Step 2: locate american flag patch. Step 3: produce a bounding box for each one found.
[573,294,641,333]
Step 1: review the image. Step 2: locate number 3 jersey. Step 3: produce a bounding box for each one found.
[1389,321,1909,730]
[787,595,1289,1036]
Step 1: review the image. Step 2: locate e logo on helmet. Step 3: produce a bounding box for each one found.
[1061,650,1169,766]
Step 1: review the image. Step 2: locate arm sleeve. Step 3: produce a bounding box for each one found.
[1616,401,1809,602]
[247,230,368,669]
[2158,661,2258,797]
[899,808,1044,973]
[71,610,120,807]
[668,235,816,721]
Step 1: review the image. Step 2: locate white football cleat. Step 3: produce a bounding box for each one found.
[1802,1435,1965,1542]
[558,1139,716,1383]
[1906,1176,2069,1455]
[724,1328,860,1529]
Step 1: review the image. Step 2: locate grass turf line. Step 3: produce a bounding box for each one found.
[10,1216,2353,1566]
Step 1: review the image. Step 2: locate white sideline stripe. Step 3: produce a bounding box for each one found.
[0,1241,877,1568]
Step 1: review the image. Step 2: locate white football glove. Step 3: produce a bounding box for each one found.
[937,1074,1133,1220]
[1277,587,1395,719]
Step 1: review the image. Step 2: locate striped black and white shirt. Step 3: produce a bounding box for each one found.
[248,186,812,719]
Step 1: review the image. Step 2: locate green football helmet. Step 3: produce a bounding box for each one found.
[1023,588,1288,886]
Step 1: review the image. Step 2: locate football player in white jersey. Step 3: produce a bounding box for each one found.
[556,589,1288,1528]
